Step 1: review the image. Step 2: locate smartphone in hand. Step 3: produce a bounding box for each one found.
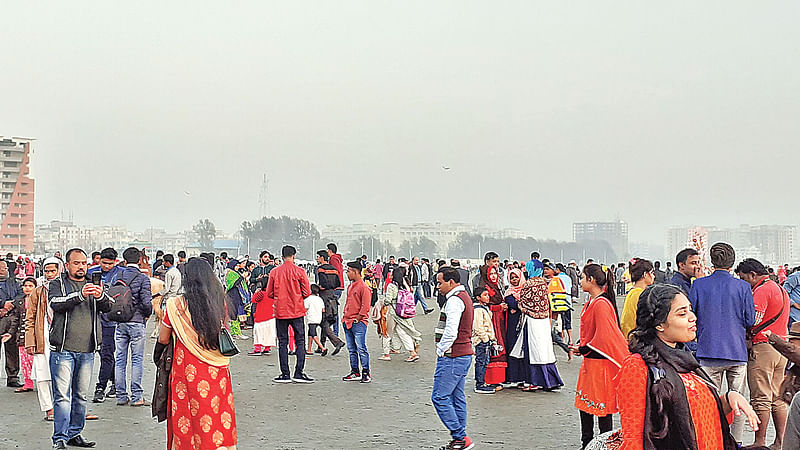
[91,272,102,286]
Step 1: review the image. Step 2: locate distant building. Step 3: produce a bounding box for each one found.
[0,137,34,253]
[573,221,629,260]
[666,224,796,267]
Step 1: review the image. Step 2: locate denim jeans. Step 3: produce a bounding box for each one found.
[474,342,490,386]
[114,322,146,403]
[96,323,116,391]
[344,321,369,373]
[50,351,94,444]
[276,317,306,377]
[432,355,472,440]
[413,285,429,311]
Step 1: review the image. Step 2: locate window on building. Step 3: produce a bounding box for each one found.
[3,161,18,168]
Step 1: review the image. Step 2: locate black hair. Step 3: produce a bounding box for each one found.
[361,255,367,259]
[317,250,329,261]
[65,248,86,263]
[583,264,618,322]
[346,260,362,271]
[220,252,228,259]
[675,248,699,266]
[735,258,769,276]
[122,247,141,264]
[260,250,269,258]
[628,284,687,441]
[389,255,395,259]
[22,276,37,287]
[654,261,661,269]
[182,258,226,350]
[392,266,406,285]
[310,284,321,296]
[163,254,175,265]
[376,259,381,263]
[100,247,118,260]
[710,242,735,269]
[282,245,296,258]
[91,251,100,259]
[439,266,460,283]
[555,263,566,273]
[473,286,487,299]
[630,258,654,283]
[484,251,499,262]
[531,252,540,259]
[327,243,338,253]
[666,261,672,267]
[156,250,164,258]
[178,251,186,259]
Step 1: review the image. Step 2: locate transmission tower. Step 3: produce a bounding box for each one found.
[258,174,270,219]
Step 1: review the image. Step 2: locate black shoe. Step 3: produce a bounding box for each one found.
[53,441,67,450]
[273,374,292,383]
[6,380,23,388]
[360,372,372,383]
[106,386,116,398]
[332,342,345,356]
[288,350,296,355]
[321,348,329,356]
[66,435,96,448]
[424,309,434,314]
[292,373,315,384]
[314,348,323,354]
[92,389,105,403]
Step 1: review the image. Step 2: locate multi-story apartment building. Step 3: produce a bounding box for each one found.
[0,137,34,253]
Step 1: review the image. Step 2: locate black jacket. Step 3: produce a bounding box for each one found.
[382,262,398,280]
[48,274,113,352]
[316,263,341,292]
[406,264,421,287]
[152,337,174,422]
[0,277,25,312]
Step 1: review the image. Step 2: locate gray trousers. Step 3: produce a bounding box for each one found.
[703,364,748,443]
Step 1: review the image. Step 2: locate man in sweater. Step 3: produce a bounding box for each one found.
[433,267,475,450]
[689,242,755,444]
[342,260,372,383]
[49,249,113,449]
[671,248,702,294]
[267,245,314,384]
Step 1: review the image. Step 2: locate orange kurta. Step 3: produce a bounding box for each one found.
[575,296,629,416]
[616,354,724,450]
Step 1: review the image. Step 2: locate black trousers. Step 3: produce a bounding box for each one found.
[319,317,343,348]
[96,323,116,391]
[580,411,612,448]
[0,313,19,383]
[276,317,306,377]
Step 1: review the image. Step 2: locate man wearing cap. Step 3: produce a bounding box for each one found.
[87,248,123,403]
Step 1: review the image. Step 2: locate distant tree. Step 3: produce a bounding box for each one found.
[193,219,217,251]
[396,236,439,259]
[345,237,396,260]
[240,215,321,259]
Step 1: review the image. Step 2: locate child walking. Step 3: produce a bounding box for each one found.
[472,287,496,394]
[305,284,327,356]
[249,280,277,356]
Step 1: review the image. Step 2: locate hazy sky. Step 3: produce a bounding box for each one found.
[2,2,798,242]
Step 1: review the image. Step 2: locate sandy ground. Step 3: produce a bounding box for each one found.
[0,297,771,449]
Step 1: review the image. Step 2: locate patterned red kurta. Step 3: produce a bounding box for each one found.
[163,311,237,450]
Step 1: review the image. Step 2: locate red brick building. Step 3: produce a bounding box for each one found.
[0,137,34,253]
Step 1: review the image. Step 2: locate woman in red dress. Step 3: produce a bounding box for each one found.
[159,258,237,450]
[614,284,759,450]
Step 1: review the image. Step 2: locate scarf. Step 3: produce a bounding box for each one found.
[479,265,503,304]
[642,339,736,450]
[165,296,230,367]
[517,277,550,319]
[504,268,524,300]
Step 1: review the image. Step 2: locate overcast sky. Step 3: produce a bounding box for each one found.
[2,2,798,242]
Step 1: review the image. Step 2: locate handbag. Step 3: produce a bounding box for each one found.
[218,327,240,357]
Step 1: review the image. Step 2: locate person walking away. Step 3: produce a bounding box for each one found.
[315,250,345,354]
[664,261,674,282]
[158,258,238,450]
[572,264,628,448]
[566,260,581,305]
[735,258,790,449]
[383,266,422,362]
[87,248,123,403]
[342,261,372,383]
[268,246,314,384]
[49,248,113,449]
[407,257,434,314]
[688,242,755,445]
[525,252,543,279]
[304,284,326,355]
[555,263,575,345]
[15,277,38,392]
[472,287,496,394]
[151,253,181,339]
[619,258,655,339]
[421,258,432,299]
[433,267,475,450]
[113,247,154,407]
[0,259,25,389]
[25,257,62,421]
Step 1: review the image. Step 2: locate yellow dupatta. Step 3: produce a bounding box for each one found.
[165,295,230,367]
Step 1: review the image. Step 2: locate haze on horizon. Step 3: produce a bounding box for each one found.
[2,1,798,244]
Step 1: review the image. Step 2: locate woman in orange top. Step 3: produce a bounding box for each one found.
[573,264,629,448]
[614,284,758,450]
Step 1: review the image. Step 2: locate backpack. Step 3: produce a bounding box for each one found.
[107,271,138,322]
[395,288,417,319]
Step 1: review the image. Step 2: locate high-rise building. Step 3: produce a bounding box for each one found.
[573,220,629,260]
[0,137,34,253]
[666,224,796,267]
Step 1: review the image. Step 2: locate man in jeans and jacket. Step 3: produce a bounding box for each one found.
[736,258,790,449]
[315,250,345,354]
[114,247,153,407]
[689,242,755,444]
[49,248,113,449]
[433,267,475,450]
[0,259,25,388]
[88,247,123,403]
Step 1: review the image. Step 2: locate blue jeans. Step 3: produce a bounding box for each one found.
[333,290,342,335]
[50,351,94,444]
[432,355,472,440]
[114,322,146,403]
[413,285,429,311]
[344,321,369,373]
[474,342,490,386]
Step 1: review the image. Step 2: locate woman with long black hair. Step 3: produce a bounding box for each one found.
[611,284,759,450]
[159,258,237,450]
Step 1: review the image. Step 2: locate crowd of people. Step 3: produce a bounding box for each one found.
[5,240,800,449]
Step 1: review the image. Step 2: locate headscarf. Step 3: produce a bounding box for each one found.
[517,277,550,319]
[226,259,240,271]
[504,268,524,300]
[38,257,63,287]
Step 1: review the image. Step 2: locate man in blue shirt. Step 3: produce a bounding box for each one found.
[525,252,543,279]
[671,248,702,294]
[688,242,755,444]
[784,269,800,325]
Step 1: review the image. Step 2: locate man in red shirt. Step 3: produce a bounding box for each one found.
[736,258,790,449]
[266,245,314,384]
[341,260,372,383]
